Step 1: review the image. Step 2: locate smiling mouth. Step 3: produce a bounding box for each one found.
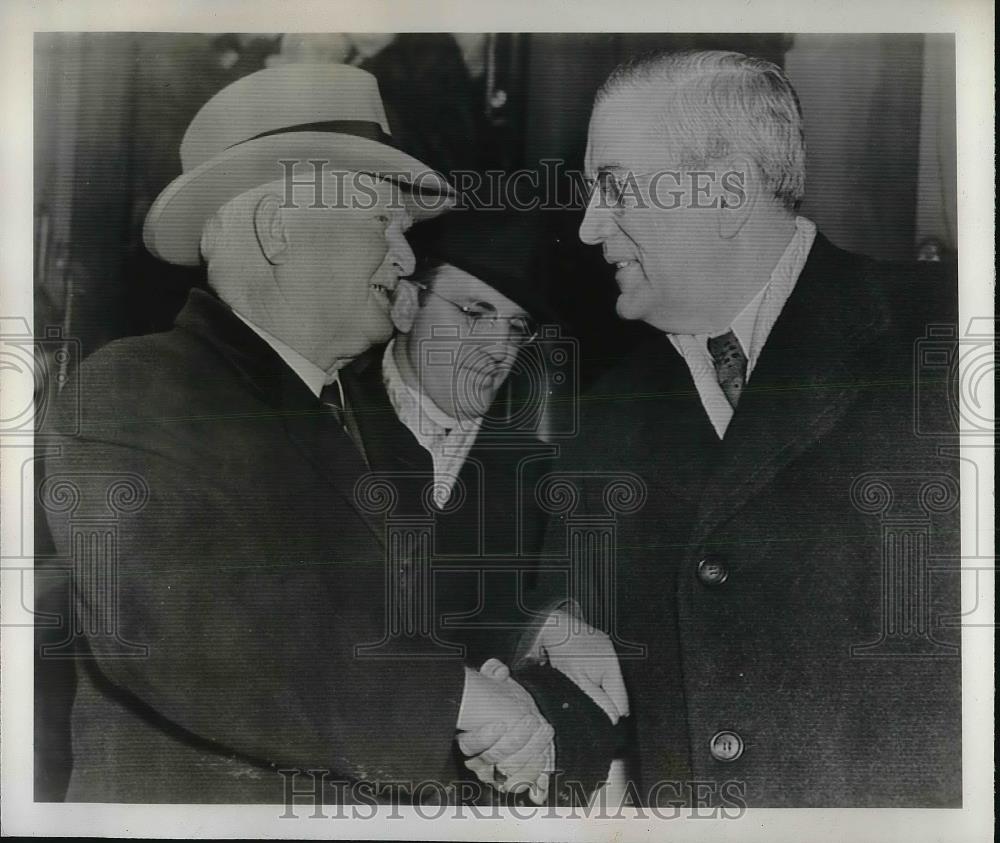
[370,281,396,308]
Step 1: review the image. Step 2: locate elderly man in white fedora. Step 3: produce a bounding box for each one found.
[42,63,559,805]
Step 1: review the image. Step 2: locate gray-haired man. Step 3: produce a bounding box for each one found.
[537,49,960,807]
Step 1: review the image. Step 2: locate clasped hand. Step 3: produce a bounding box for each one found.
[456,612,628,803]
[456,659,553,803]
[531,609,629,724]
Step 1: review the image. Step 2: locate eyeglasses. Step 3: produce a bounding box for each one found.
[412,282,539,346]
[583,169,661,210]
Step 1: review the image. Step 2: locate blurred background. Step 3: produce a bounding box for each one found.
[32,32,957,802]
[34,32,957,365]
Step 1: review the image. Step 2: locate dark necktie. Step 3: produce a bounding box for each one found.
[320,378,369,467]
[707,330,748,409]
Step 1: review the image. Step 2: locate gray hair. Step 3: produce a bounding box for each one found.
[597,50,806,209]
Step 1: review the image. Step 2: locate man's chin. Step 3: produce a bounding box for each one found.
[454,389,496,421]
[362,313,394,345]
[615,291,650,322]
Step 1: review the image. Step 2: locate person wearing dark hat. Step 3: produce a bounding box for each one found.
[41,64,565,805]
[338,211,624,801]
[383,210,551,508]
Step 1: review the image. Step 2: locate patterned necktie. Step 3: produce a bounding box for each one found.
[320,378,369,467]
[707,330,748,409]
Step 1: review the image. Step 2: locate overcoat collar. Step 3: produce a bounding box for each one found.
[342,343,433,475]
[174,289,385,544]
[689,233,890,547]
[596,328,723,503]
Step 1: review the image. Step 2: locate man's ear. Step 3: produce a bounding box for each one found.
[253,193,291,264]
[718,155,757,240]
[390,279,420,333]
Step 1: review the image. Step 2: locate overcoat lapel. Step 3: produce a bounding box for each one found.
[344,345,556,557]
[617,333,722,503]
[174,289,386,545]
[280,392,387,546]
[342,345,433,475]
[689,234,889,548]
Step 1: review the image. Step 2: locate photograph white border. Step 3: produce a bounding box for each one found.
[2,0,993,839]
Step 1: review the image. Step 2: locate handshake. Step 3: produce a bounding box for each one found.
[454,610,628,804]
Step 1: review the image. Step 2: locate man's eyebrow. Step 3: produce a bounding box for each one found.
[467,299,497,313]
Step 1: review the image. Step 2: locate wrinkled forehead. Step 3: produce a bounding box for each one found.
[585,85,669,176]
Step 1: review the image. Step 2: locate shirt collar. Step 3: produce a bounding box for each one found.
[667,215,816,372]
[729,279,771,371]
[233,311,335,398]
[382,337,467,438]
[730,215,816,369]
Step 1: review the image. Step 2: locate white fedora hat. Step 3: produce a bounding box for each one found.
[143,63,455,266]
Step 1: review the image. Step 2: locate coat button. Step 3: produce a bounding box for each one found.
[709,730,744,762]
[697,555,729,586]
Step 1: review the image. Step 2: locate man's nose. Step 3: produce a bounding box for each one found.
[474,341,517,375]
[492,332,518,358]
[579,189,613,245]
[390,226,416,276]
[467,325,517,358]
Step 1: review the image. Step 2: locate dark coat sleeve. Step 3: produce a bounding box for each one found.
[42,345,466,787]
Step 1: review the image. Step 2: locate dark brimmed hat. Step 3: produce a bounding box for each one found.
[409,209,555,320]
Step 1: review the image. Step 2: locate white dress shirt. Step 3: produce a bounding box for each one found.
[233,310,340,399]
[382,339,482,509]
[667,216,817,438]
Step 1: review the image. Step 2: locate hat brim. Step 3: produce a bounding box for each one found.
[422,251,557,323]
[143,132,455,266]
